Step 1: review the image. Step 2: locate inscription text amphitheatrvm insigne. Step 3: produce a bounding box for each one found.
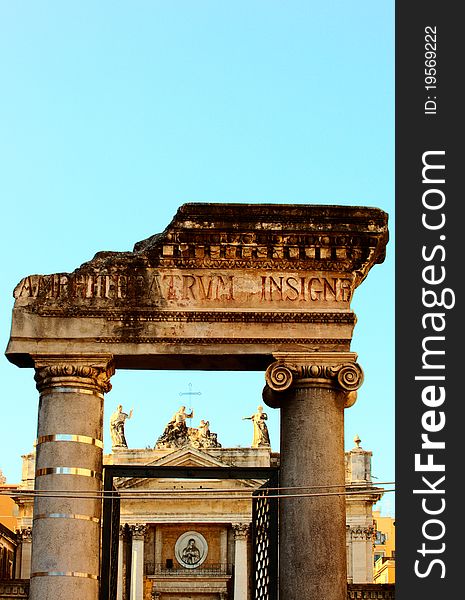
[15,270,353,306]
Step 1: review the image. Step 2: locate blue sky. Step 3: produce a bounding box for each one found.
[0,1,394,513]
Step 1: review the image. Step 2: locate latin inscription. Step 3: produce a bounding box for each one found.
[14,271,353,305]
[161,274,234,301]
[260,275,351,303]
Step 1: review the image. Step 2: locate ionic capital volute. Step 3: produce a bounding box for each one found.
[33,355,115,394]
[263,352,363,409]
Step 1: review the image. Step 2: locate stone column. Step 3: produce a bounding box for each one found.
[29,356,114,600]
[18,527,32,579]
[232,523,250,600]
[130,524,147,600]
[263,352,363,600]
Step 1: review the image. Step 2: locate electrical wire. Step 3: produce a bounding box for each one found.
[0,481,395,496]
[0,488,394,501]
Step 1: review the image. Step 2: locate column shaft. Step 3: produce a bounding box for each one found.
[20,543,32,579]
[264,354,363,600]
[29,357,113,600]
[280,384,346,600]
[130,525,146,600]
[232,524,249,600]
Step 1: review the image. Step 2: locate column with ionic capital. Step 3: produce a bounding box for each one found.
[263,352,363,600]
[232,523,250,600]
[29,356,114,600]
[130,524,147,600]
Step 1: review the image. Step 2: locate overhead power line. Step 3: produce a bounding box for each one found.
[0,488,394,502]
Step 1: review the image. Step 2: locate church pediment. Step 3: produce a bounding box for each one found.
[115,448,263,490]
[115,448,230,489]
[148,447,231,469]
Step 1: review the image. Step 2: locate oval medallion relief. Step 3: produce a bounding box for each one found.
[174,531,208,569]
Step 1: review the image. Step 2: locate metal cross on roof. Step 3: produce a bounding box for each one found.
[179,383,202,422]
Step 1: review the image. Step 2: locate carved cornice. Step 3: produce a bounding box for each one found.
[132,203,388,286]
[13,204,388,306]
[7,204,388,369]
[152,257,366,273]
[95,337,350,348]
[33,356,114,394]
[263,352,363,409]
[30,307,357,325]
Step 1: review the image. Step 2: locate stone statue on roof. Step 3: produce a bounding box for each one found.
[242,405,270,448]
[110,404,133,448]
[155,406,221,449]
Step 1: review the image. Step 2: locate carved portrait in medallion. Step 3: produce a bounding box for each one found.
[174,531,208,569]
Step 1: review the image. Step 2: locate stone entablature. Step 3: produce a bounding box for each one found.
[6,203,388,370]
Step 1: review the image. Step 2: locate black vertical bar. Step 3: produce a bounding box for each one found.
[109,491,120,600]
[251,489,258,599]
[396,2,461,598]
[100,469,114,600]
